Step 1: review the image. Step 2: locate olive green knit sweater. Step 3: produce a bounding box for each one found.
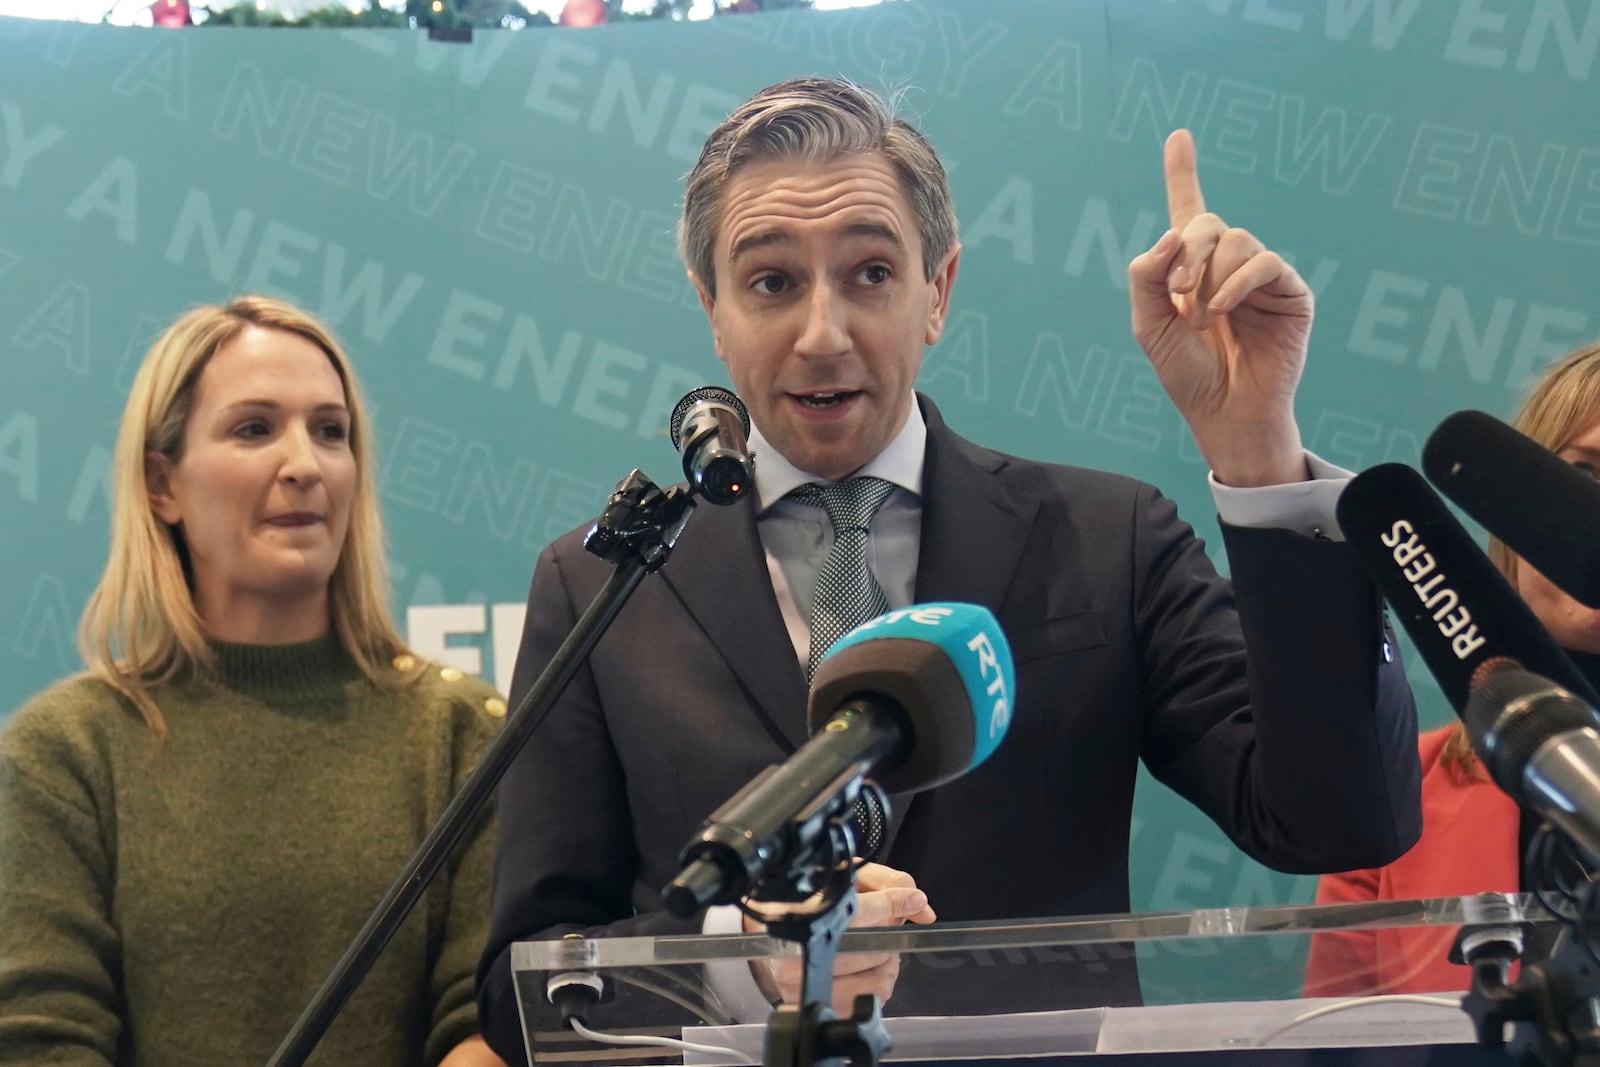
[0,635,504,1066]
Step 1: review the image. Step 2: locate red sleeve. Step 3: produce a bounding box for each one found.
[1302,865,1383,998]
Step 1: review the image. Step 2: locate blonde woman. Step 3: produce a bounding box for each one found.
[0,297,505,1066]
[1306,342,1600,997]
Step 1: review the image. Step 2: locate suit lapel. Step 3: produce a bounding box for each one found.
[887,398,1041,855]
[914,398,1041,612]
[660,492,812,752]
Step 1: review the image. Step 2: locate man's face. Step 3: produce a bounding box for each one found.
[692,153,959,481]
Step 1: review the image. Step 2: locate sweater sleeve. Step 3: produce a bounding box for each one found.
[423,677,504,1067]
[0,686,125,1066]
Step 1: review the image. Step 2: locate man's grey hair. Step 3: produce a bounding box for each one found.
[680,76,958,297]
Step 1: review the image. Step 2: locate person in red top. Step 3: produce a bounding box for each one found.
[1305,341,1600,997]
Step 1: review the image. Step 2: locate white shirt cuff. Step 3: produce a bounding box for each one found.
[1208,451,1352,540]
[701,904,775,1023]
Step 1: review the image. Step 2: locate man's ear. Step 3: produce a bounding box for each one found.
[924,243,962,345]
[689,270,724,362]
[146,452,181,525]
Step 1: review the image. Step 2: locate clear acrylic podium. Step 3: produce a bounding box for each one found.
[509,894,1556,1065]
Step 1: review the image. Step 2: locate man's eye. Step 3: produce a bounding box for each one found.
[861,264,891,284]
[752,275,787,294]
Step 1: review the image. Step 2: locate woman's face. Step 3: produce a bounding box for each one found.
[148,325,357,633]
[1515,411,1600,654]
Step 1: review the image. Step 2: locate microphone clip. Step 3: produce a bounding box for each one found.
[737,777,891,923]
[741,819,858,926]
[582,469,696,572]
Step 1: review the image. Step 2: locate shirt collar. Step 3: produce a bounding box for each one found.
[749,395,927,512]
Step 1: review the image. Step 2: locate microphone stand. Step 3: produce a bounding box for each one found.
[1461,826,1600,1066]
[1462,923,1600,1066]
[264,469,697,1067]
[750,813,893,1067]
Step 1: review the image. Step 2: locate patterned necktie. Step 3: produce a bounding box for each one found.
[788,476,898,683]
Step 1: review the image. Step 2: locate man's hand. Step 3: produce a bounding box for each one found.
[437,1036,507,1066]
[1128,129,1313,488]
[746,863,937,1016]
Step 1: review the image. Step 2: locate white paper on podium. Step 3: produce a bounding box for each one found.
[679,996,1475,1062]
[681,1007,1105,1064]
[1094,995,1476,1053]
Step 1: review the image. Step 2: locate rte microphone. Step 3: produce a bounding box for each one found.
[669,386,753,506]
[1423,409,1600,609]
[663,602,1014,918]
[1464,659,1600,864]
[1335,463,1599,712]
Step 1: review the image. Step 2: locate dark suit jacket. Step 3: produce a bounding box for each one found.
[476,396,1421,1058]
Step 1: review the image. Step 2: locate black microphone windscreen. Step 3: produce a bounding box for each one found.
[1336,463,1599,711]
[808,637,977,794]
[1423,409,1600,610]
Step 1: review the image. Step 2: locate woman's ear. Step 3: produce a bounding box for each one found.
[146,452,180,525]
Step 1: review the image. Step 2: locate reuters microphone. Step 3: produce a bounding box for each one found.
[664,603,1014,917]
[1336,462,1599,712]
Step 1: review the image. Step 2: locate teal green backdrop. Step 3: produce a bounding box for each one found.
[5,2,1597,971]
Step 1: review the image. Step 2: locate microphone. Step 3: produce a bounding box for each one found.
[1464,659,1600,864]
[1423,409,1600,609]
[663,602,1014,917]
[1335,463,1599,712]
[669,386,753,505]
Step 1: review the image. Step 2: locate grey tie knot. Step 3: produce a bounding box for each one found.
[788,476,897,535]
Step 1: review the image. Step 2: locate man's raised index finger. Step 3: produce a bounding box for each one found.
[1164,128,1205,229]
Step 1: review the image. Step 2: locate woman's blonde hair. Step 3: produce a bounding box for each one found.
[1440,341,1600,779]
[80,295,414,735]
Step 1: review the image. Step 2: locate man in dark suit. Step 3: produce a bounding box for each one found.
[476,77,1421,1058]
